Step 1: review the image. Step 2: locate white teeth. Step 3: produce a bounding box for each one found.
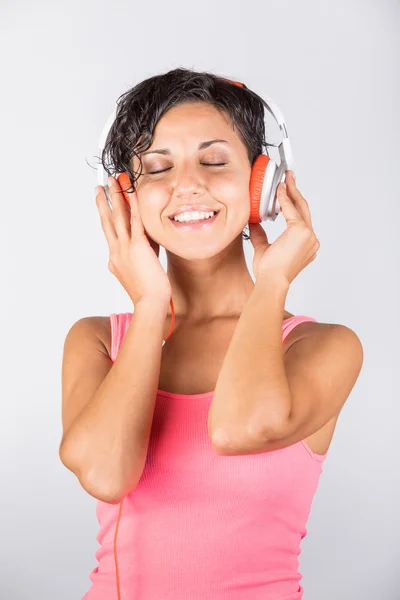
[172,211,216,223]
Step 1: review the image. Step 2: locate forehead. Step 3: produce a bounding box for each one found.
[155,101,232,133]
[137,102,245,156]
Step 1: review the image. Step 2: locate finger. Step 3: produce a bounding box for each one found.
[113,172,147,240]
[107,177,131,241]
[277,182,303,226]
[285,171,314,230]
[124,186,146,240]
[95,186,118,248]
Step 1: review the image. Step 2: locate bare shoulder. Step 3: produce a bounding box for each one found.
[63,316,113,365]
[283,319,363,456]
[294,320,362,345]
[90,315,112,358]
[284,318,364,407]
[283,314,362,356]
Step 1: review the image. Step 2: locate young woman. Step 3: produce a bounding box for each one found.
[60,68,364,599]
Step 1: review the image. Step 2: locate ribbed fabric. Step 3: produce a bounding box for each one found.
[83,312,328,600]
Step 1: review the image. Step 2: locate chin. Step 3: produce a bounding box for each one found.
[168,245,224,260]
[148,214,247,258]
[165,230,246,261]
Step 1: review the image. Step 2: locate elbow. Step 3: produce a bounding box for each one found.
[59,441,129,504]
[210,427,240,455]
[210,423,281,456]
[85,484,127,505]
[82,472,129,504]
[210,427,262,456]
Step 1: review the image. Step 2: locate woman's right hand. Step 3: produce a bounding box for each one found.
[95,176,172,307]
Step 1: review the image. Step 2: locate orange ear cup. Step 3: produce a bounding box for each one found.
[248,154,269,224]
[116,172,132,206]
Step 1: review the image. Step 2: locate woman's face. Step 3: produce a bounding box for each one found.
[132,101,252,259]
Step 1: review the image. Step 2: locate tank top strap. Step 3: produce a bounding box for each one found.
[109,312,133,362]
[282,315,318,342]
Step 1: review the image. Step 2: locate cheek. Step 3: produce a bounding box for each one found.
[136,195,166,235]
[220,178,251,218]
[136,183,164,213]
[211,171,249,201]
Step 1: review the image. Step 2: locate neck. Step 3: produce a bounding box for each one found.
[165,237,256,322]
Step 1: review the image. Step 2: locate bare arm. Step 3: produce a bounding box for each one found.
[59,298,169,503]
[209,274,291,450]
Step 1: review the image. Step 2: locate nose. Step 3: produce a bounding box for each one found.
[172,164,205,198]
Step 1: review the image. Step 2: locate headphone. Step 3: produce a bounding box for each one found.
[96,77,293,599]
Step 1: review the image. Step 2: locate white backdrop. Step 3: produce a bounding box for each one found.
[1,0,398,598]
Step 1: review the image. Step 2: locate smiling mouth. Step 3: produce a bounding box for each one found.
[169,210,220,222]
[168,210,220,228]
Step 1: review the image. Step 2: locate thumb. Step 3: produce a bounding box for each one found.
[146,233,161,258]
[248,222,269,249]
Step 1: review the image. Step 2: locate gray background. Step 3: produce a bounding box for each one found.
[1,0,398,598]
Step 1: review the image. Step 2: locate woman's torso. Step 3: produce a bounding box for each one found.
[95,309,339,456]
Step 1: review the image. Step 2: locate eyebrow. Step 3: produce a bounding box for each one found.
[142,139,229,156]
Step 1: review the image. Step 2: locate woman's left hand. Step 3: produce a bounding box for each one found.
[249,170,320,285]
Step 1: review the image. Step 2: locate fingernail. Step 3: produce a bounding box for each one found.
[95,186,100,195]
[107,176,114,187]
[291,171,296,181]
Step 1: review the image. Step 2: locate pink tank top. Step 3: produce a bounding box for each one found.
[82,313,328,600]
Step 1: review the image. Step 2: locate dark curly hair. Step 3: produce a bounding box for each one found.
[97,67,271,241]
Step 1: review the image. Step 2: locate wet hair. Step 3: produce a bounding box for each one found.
[97,67,270,241]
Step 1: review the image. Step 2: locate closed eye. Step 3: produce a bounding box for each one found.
[148,163,227,175]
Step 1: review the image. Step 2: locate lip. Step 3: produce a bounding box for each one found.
[168,205,218,218]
